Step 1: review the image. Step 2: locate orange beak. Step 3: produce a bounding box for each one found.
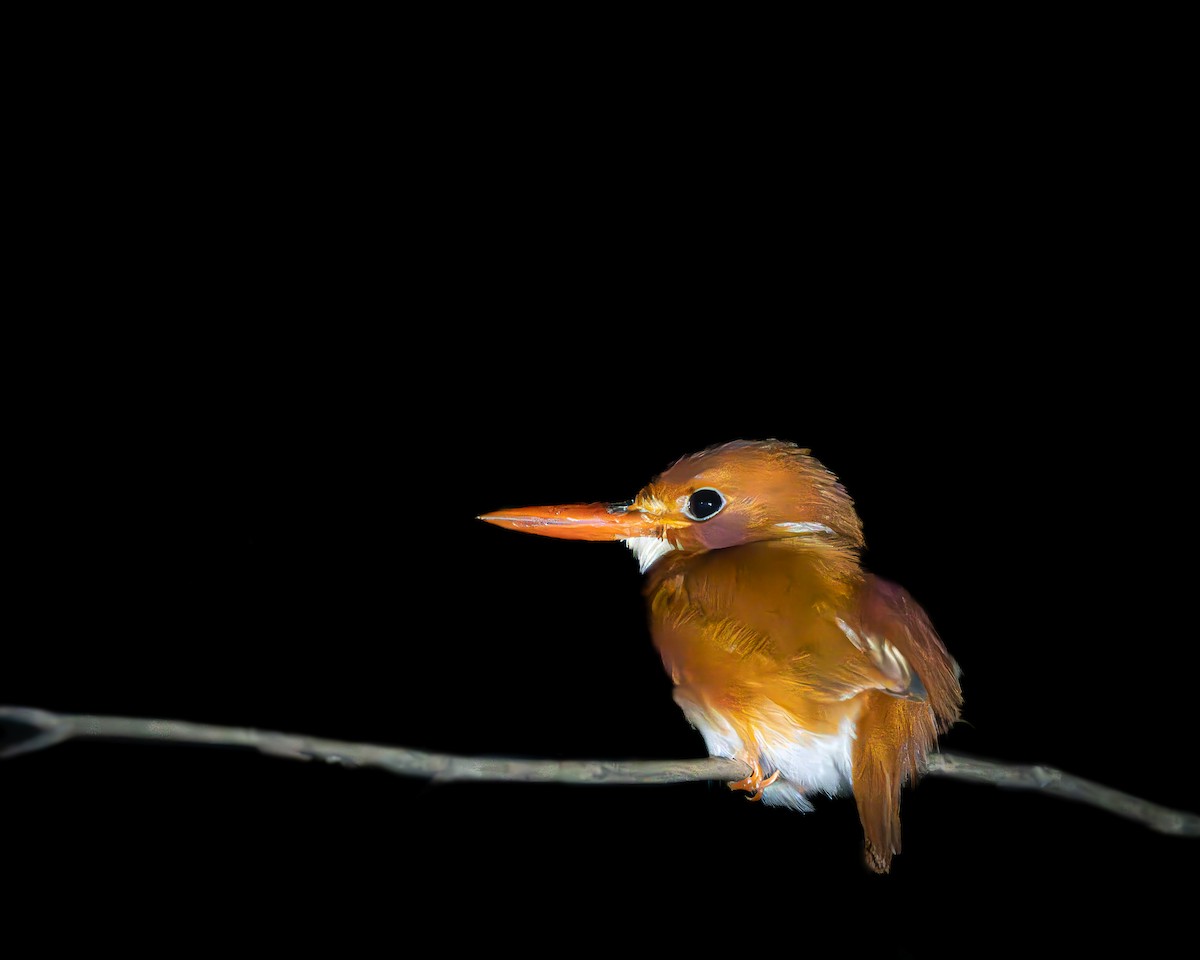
[478,501,657,542]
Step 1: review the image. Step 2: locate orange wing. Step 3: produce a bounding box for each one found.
[851,574,962,729]
[846,574,962,871]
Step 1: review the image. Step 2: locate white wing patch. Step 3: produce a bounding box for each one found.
[836,616,920,697]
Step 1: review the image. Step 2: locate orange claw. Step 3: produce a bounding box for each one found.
[728,759,781,801]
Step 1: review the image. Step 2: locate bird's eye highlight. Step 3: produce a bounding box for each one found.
[685,488,726,521]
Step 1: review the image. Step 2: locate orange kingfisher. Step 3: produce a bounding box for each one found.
[480,439,962,872]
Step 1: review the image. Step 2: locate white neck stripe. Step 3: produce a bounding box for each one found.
[775,521,836,536]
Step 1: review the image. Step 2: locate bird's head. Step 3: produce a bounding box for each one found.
[480,440,864,573]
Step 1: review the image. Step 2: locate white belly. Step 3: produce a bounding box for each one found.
[673,688,859,812]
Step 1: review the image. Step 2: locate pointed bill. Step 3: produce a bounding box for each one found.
[478,502,657,542]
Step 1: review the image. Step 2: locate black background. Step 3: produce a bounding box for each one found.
[5,30,1195,954]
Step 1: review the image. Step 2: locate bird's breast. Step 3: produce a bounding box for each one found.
[644,543,865,738]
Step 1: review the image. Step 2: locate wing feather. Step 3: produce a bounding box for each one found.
[852,574,962,730]
[848,574,963,871]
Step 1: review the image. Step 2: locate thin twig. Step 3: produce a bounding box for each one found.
[0,706,749,784]
[2,706,1196,836]
[925,752,1199,836]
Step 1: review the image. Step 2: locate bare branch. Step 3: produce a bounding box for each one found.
[2,706,1196,836]
[0,706,749,784]
[925,751,1199,836]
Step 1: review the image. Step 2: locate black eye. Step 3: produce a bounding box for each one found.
[685,488,726,521]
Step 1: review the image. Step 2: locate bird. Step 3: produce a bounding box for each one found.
[479,439,962,872]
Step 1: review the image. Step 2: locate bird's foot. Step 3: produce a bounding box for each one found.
[728,759,781,801]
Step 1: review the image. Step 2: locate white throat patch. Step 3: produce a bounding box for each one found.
[624,536,676,573]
